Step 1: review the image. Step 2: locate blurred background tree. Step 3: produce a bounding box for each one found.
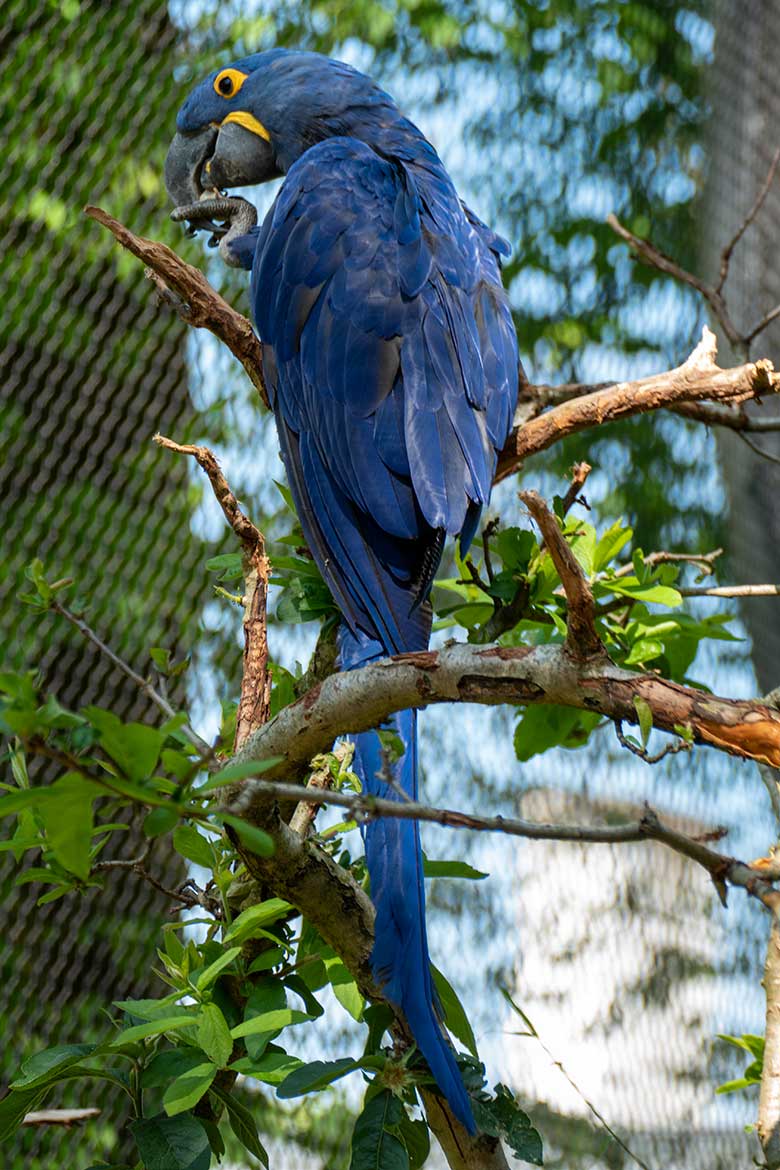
[3,0,777,1167]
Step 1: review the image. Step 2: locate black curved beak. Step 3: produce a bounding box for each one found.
[165,122,279,235]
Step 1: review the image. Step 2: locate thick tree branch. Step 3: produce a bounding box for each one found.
[222,639,780,788]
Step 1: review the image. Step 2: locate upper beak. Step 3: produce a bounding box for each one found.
[165,122,279,214]
[164,126,219,208]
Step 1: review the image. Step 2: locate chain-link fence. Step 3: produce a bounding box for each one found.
[2,1,778,1167]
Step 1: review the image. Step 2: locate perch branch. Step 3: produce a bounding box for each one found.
[86,209,780,486]
[85,205,268,408]
[220,638,780,789]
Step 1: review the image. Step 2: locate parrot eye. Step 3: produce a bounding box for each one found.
[213,68,248,99]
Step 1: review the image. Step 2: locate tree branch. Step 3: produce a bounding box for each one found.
[520,489,602,658]
[85,209,780,487]
[154,435,272,747]
[219,639,780,791]
[496,327,779,480]
[84,205,268,408]
[48,599,211,757]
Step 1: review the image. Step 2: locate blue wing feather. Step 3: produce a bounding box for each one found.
[250,133,518,1133]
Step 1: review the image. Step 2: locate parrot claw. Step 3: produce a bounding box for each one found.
[171,196,259,266]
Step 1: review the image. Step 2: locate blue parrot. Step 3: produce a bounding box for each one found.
[165,49,518,1133]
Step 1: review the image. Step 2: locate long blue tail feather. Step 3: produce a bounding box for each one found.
[341,628,476,1133]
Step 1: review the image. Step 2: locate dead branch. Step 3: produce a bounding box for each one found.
[154,435,272,748]
[520,489,601,658]
[496,327,779,480]
[760,921,780,1169]
[22,1109,101,1127]
[85,205,268,408]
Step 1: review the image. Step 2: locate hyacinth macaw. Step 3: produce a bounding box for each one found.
[165,49,518,1132]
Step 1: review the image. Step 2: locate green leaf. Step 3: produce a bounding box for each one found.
[142,1049,207,1089]
[84,708,164,781]
[422,857,488,881]
[277,1057,360,1099]
[431,966,477,1058]
[231,1009,310,1040]
[163,1063,217,1117]
[398,1114,430,1170]
[514,704,600,761]
[349,1089,409,1170]
[10,1048,97,1090]
[633,696,653,748]
[716,1075,760,1094]
[196,1003,233,1067]
[172,825,214,868]
[194,946,242,991]
[472,1083,543,1165]
[623,638,664,666]
[132,1114,211,1170]
[38,773,99,880]
[593,520,632,572]
[205,552,243,580]
[144,806,180,837]
[11,1044,97,1090]
[223,899,292,945]
[199,757,284,793]
[217,813,274,856]
[0,1085,48,1141]
[241,978,289,1060]
[718,1033,765,1059]
[229,1051,303,1085]
[109,1015,199,1047]
[211,1083,269,1167]
[608,580,682,607]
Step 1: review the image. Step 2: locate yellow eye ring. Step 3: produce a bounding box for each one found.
[213,68,248,99]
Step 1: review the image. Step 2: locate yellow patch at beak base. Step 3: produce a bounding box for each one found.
[221,110,271,142]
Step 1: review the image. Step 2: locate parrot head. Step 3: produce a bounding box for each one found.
[164,48,397,212]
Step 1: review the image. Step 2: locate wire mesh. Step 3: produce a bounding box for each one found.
[1,1,778,1168]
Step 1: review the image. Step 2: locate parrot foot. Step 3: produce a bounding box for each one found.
[171,195,258,268]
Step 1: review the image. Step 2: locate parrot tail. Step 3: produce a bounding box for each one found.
[341,628,476,1133]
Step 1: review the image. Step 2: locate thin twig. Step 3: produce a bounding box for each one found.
[49,601,211,757]
[154,435,272,750]
[717,145,780,294]
[607,214,743,350]
[746,303,780,346]
[737,431,780,467]
[612,548,723,579]
[228,779,780,911]
[559,462,592,515]
[504,1000,652,1170]
[614,721,693,764]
